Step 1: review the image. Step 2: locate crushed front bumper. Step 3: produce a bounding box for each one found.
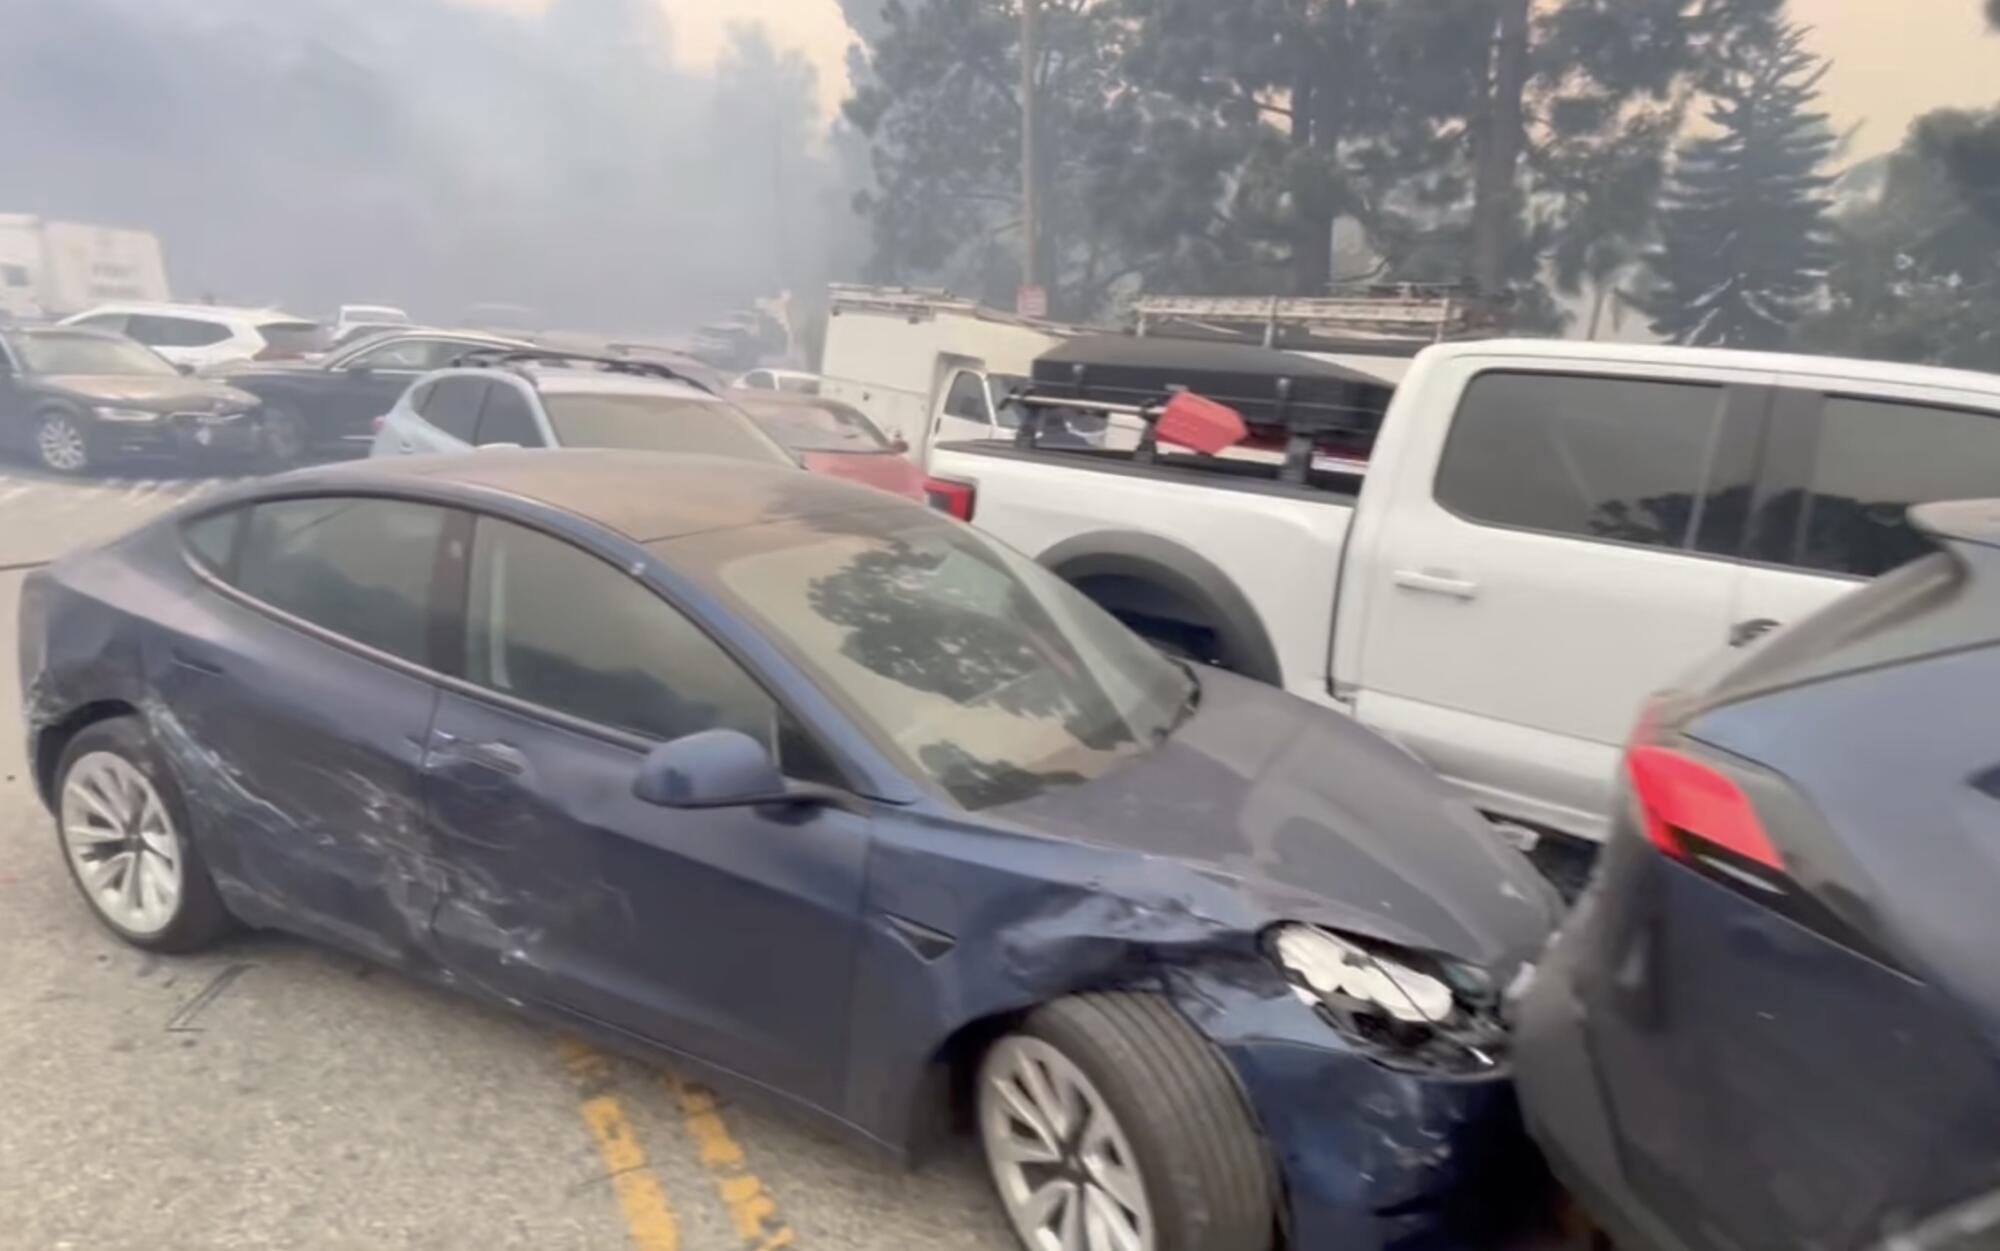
[93,411,261,462]
[1172,968,1546,1251]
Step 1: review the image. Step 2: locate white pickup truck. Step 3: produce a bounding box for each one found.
[927,335,2000,844]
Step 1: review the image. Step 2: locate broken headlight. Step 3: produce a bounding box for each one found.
[1267,923,1507,1074]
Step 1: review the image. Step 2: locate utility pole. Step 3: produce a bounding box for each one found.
[1017,0,1045,316]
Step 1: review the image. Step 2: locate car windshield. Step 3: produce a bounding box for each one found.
[15,333,177,377]
[735,397,893,453]
[680,510,1197,809]
[542,393,795,466]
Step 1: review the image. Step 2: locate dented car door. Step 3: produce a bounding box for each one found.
[420,514,869,1107]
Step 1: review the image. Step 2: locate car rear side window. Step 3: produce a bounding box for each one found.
[233,497,450,664]
[1775,397,2000,578]
[1436,372,1728,551]
[425,378,488,442]
[463,517,776,745]
[474,384,544,447]
[125,314,230,348]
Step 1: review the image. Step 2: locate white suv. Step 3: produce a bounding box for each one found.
[60,302,322,371]
[370,350,797,467]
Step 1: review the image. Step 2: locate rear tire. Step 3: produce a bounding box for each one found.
[53,717,235,953]
[977,992,1275,1251]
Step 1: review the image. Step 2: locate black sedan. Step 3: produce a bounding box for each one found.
[210,328,525,463]
[21,451,1559,1251]
[0,326,261,474]
[1517,500,2000,1251]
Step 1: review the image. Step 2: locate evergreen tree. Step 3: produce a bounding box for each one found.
[1642,20,1836,347]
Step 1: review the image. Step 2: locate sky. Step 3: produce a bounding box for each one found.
[559,0,2000,159]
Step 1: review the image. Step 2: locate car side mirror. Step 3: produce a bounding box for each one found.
[633,730,788,809]
[891,435,910,454]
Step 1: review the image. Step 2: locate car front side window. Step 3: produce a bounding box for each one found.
[349,338,445,371]
[462,517,776,747]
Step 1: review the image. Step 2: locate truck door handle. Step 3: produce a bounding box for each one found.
[1730,617,1782,647]
[1392,570,1480,600]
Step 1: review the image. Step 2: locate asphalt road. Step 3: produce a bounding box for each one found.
[0,463,1011,1251]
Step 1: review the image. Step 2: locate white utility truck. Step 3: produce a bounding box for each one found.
[0,215,170,321]
[928,330,2000,847]
[818,284,1090,461]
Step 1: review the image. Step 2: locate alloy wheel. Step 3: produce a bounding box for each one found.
[60,751,183,936]
[36,413,88,473]
[980,1035,1155,1251]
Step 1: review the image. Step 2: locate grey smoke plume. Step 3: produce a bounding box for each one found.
[0,0,852,333]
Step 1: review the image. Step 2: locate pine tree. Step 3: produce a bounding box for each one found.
[1643,19,1836,348]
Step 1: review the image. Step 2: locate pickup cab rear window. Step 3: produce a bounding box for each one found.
[1435,372,1728,552]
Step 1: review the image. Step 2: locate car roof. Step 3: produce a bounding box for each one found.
[525,369,721,399]
[1421,338,2000,402]
[267,448,895,543]
[74,301,312,324]
[9,324,123,340]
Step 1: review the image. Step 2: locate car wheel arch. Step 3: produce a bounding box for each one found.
[34,699,141,810]
[1037,530,1282,685]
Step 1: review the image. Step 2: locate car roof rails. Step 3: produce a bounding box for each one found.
[450,348,716,394]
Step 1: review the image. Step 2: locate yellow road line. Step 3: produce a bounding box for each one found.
[666,1073,797,1251]
[559,1038,681,1251]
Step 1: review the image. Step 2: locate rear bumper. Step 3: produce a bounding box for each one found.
[1514,884,1693,1251]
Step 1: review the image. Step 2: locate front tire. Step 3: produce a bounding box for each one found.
[53,717,234,953]
[33,407,92,475]
[977,993,1275,1251]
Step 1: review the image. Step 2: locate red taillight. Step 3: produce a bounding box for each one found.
[924,477,975,521]
[1625,745,1784,871]
[370,415,387,434]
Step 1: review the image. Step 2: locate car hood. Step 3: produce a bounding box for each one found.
[40,375,259,411]
[992,670,1561,975]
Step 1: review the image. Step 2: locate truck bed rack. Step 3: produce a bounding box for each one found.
[1014,334,1395,484]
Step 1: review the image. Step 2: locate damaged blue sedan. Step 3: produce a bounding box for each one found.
[18,450,1559,1251]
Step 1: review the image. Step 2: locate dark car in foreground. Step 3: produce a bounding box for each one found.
[0,325,261,474]
[209,328,526,463]
[20,450,1559,1251]
[728,388,926,500]
[1517,499,2000,1251]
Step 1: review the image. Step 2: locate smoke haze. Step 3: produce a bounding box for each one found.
[0,0,851,333]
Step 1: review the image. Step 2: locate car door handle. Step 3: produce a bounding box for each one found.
[1392,570,1480,600]
[168,647,224,676]
[430,732,528,777]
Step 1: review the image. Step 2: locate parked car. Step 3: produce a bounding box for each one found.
[371,351,795,468]
[217,329,529,463]
[60,302,323,371]
[928,337,2000,849]
[1516,498,2000,1251]
[737,367,820,394]
[0,325,260,474]
[728,389,925,500]
[18,450,1560,1251]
